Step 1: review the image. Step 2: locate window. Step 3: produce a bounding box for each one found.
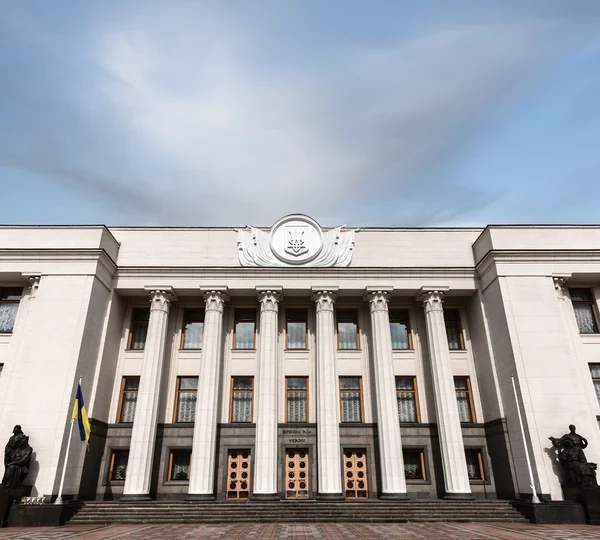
[181,309,204,349]
[455,376,475,423]
[234,309,256,349]
[337,309,359,350]
[403,449,426,480]
[109,450,129,481]
[0,287,23,334]
[465,449,485,481]
[286,309,308,349]
[286,377,308,422]
[396,377,420,423]
[168,450,191,481]
[444,309,464,350]
[174,377,198,423]
[570,289,600,334]
[589,364,600,406]
[230,377,254,422]
[0,364,3,378]
[128,308,150,350]
[340,377,363,423]
[389,310,412,350]
[117,377,139,423]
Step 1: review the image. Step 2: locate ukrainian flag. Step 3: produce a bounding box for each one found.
[72,383,91,450]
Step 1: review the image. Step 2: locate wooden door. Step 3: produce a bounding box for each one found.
[226,449,251,499]
[285,448,309,499]
[344,449,368,498]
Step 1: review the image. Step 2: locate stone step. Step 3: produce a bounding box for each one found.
[69,500,527,524]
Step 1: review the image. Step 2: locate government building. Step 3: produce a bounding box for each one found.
[0,215,599,505]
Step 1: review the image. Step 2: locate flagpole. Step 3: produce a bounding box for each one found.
[55,376,82,505]
[511,375,541,504]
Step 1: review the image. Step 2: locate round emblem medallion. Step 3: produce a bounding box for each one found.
[269,215,324,265]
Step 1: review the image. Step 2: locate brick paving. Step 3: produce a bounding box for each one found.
[0,523,600,539]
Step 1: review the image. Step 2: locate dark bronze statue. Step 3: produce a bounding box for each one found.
[1,425,32,489]
[550,425,598,487]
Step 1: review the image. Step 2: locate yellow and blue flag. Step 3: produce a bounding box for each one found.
[72,383,91,450]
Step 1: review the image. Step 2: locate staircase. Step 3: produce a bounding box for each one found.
[69,499,529,524]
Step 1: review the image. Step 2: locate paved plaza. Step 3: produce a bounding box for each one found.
[0,523,600,540]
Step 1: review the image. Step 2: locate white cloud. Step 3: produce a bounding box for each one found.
[0,3,597,225]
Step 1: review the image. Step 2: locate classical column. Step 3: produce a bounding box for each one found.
[252,288,282,499]
[188,289,228,500]
[365,289,408,498]
[123,288,175,500]
[312,288,343,498]
[420,288,472,498]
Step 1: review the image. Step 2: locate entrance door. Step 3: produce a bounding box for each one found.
[344,449,368,498]
[285,448,309,499]
[226,449,251,499]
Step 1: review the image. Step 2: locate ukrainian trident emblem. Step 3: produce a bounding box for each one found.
[285,226,309,256]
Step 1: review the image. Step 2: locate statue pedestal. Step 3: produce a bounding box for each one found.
[563,486,600,525]
[0,485,31,527]
[7,501,82,527]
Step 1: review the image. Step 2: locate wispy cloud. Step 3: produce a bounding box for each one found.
[0,2,598,226]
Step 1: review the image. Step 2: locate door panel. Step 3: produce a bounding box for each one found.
[227,449,251,499]
[285,448,309,499]
[344,449,368,498]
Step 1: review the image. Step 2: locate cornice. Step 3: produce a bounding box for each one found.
[115,266,477,280]
[476,249,600,280]
[0,248,117,268]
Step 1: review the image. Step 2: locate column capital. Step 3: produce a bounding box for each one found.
[312,290,337,312]
[553,275,571,301]
[22,273,41,299]
[145,287,176,313]
[419,289,446,314]
[257,289,281,313]
[203,290,229,313]
[364,289,391,313]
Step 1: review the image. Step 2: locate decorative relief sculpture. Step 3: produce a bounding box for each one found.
[550,425,598,487]
[238,214,356,267]
[2,426,33,489]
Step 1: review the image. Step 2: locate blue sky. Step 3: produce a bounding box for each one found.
[1,1,599,227]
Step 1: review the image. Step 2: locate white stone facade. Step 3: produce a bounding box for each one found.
[0,217,599,502]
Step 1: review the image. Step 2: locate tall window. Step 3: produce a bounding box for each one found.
[234,309,256,349]
[230,377,254,422]
[128,308,150,350]
[589,364,600,406]
[0,287,23,333]
[117,377,139,423]
[444,309,464,350]
[396,377,420,423]
[286,309,308,349]
[109,450,129,481]
[465,449,485,481]
[337,309,359,350]
[169,450,191,481]
[174,377,198,422]
[455,376,475,423]
[570,289,600,334]
[181,309,204,349]
[286,377,308,422]
[0,364,3,378]
[403,449,426,480]
[390,310,412,350]
[340,377,363,423]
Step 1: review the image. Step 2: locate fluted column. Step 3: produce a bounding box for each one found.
[312,288,343,498]
[188,289,228,500]
[365,289,408,498]
[252,288,281,499]
[123,288,175,500]
[420,288,472,498]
